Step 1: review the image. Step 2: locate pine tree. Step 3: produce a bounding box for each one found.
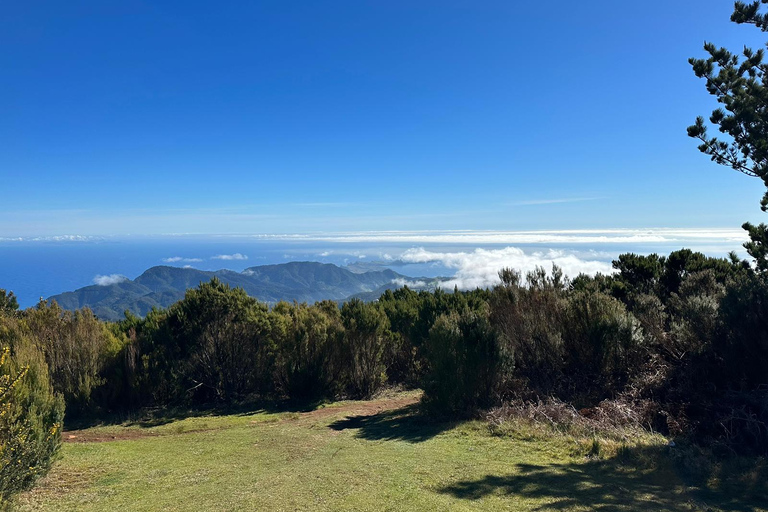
[688,1,768,269]
[688,1,768,210]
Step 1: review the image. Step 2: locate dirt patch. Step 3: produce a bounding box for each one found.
[63,426,226,443]
[63,429,161,443]
[297,394,421,422]
[63,393,422,444]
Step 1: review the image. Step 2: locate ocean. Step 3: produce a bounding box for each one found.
[0,230,748,308]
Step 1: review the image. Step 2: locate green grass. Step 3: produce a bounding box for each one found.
[17,391,767,511]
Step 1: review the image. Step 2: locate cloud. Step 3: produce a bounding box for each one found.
[317,250,369,259]
[211,253,248,261]
[249,228,747,246]
[162,256,203,263]
[0,235,104,242]
[93,274,128,286]
[391,278,427,288]
[399,247,613,290]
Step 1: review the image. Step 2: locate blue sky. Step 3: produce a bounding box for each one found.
[2,0,767,236]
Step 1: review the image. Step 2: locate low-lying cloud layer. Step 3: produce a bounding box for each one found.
[162,256,203,263]
[1,235,104,242]
[250,228,747,246]
[93,274,128,286]
[391,277,427,288]
[212,253,248,261]
[400,247,613,290]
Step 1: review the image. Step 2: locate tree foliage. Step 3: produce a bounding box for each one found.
[0,316,63,509]
[0,291,18,316]
[422,307,501,415]
[688,1,768,210]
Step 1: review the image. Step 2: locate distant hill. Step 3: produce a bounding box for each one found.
[49,261,435,321]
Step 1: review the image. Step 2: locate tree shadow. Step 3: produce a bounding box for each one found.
[436,445,768,511]
[328,403,457,443]
[65,396,330,430]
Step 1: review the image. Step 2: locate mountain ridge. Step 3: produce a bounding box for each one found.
[48,261,434,321]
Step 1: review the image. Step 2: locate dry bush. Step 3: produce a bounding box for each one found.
[487,395,659,443]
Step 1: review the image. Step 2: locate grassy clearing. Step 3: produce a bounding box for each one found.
[17,391,767,511]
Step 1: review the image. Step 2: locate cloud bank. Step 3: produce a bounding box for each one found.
[163,256,203,263]
[391,278,427,288]
[399,247,613,290]
[212,253,248,261]
[249,228,747,246]
[93,274,128,286]
[0,235,104,242]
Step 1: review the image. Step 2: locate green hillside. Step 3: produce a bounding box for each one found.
[48,262,425,321]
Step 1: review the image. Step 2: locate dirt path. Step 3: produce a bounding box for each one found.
[297,393,420,422]
[64,393,421,443]
[64,430,159,443]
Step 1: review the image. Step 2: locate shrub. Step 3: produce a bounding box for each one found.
[422,307,501,415]
[0,317,63,509]
[164,279,275,403]
[561,291,642,404]
[272,301,344,399]
[340,299,390,398]
[24,302,123,415]
[491,267,566,396]
[377,287,424,386]
[666,270,724,358]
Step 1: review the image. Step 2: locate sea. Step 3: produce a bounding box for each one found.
[0,229,749,308]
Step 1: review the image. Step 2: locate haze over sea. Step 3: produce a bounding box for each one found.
[0,228,748,309]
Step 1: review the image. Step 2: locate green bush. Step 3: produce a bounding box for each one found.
[24,302,123,415]
[272,301,344,399]
[422,308,501,415]
[561,290,641,405]
[0,317,64,509]
[164,279,275,403]
[491,267,566,396]
[341,299,390,398]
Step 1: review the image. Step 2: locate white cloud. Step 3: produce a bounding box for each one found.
[93,274,128,286]
[391,278,427,288]
[248,228,747,246]
[0,235,103,242]
[318,251,332,257]
[163,256,203,263]
[211,253,248,261]
[399,247,614,290]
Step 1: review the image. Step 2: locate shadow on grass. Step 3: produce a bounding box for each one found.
[436,445,768,512]
[64,396,330,431]
[328,403,457,443]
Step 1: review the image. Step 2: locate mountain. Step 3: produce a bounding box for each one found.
[48,262,420,321]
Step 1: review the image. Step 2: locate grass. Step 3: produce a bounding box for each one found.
[16,390,768,511]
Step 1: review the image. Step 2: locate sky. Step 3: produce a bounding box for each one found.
[2,0,768,236]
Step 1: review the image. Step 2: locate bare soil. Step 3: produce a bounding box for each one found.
[63,394,421,443]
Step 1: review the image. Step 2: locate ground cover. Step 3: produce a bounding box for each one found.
[17,391,767,511]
